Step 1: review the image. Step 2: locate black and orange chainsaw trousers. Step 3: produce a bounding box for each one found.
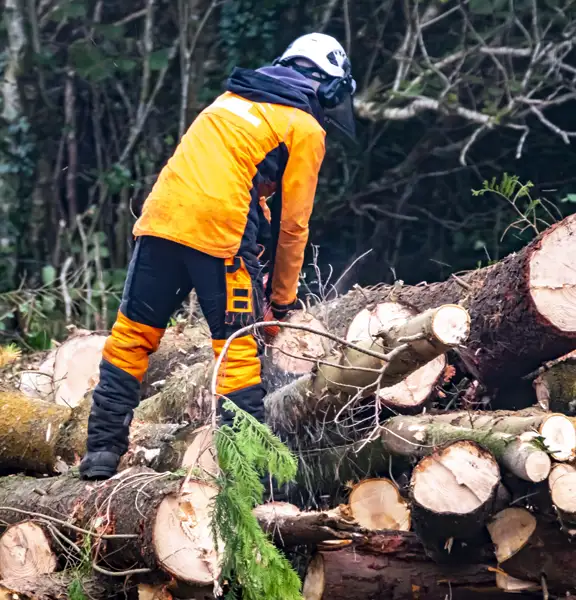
[87,235,266,455]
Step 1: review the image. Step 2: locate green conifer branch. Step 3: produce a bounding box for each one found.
[212,400,302,600]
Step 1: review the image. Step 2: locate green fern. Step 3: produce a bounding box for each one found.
[212,400,302,600]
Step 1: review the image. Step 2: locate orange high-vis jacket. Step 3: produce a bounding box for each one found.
[133,66,326,306]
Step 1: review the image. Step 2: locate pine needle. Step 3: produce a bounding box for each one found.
[212,401,302,600]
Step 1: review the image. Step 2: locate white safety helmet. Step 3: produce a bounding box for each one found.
[275,33,357,142]
[278,33,352,82]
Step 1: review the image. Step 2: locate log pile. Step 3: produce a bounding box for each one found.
[2,214,576,598]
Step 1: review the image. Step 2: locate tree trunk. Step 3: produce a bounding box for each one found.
[533,350,576,415]
[345,301,448,413]
[0,523,56,580]
[416,408,576,462]
[302,531,530,600]
[379,413,552,482]
[253,503,365,547]
[0,390,201,475]
[320,213,576,389]
[488,507,576,595]
[410,441,500,542]
[0,468,220,586]
[266,304,470,437]
[0,575,117,600]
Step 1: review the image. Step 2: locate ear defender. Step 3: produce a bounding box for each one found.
[317,75,356,109]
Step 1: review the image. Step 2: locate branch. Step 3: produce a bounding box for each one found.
[355,96,494,125]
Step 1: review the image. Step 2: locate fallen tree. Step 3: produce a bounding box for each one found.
[265,304,470,436]
[302,530,531,600]
[488,507,576,595]
[0,574,118,600]
[319,213,576,390]
[0,468,220,587]
[0,390,198,475]
[378,412,553,482]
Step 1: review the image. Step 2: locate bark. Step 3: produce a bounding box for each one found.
[488,507,576,595]
[142,325,212,400]
[0,391,197,475]
[410,441,500,541]
[319,213,576,389]
[0,575,117,600]
[266,304,470,437]
[302,531,531,600]
[533,350,576,415]
[0,468,219,586]
[421,408,576,462]
[379,413,551,482]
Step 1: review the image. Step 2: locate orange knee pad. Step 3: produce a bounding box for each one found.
[102,311,165,382]
[212,335,261,396]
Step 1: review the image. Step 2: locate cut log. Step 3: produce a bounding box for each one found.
[51,333,106,408]
[410,441,499,541]
[321,213,576,389]
[0,390,80,474]
[425,409,576,462]
[0,523,56,580]
[17,331,106,407]
[0,468,220,586]
[380,414,551,482]
[533,350,576,415]
[136,354,213,425]
[0,390,200,475]
[181,425,218,477]
[17,353,55,400]
[346,302,447,413]
[253,502,365,546]
[549,463,576,530]
[266,304,470,436]
[348,478,410,531]
[302,530,531,600]
[0,574,115,600]
[488,507,576,594]
[263,310,331,389]
[142,324,212,399]
[157,479,220,584]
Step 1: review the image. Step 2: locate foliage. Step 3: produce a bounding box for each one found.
[213,401,301,599]
[473,174,561,240]
[1,0,576,341]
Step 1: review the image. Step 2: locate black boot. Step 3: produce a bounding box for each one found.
[79,451,122,480]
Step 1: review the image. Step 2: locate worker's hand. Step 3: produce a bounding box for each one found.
[262,299,300,343]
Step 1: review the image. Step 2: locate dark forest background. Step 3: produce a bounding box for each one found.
[1,0,576,348]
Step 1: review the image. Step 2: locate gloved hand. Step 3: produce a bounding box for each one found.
[262,299,300,343]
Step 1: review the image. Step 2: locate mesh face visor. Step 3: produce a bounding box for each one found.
[324,87,357,143]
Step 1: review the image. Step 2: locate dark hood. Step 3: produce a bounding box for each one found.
[226,66,325,126]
